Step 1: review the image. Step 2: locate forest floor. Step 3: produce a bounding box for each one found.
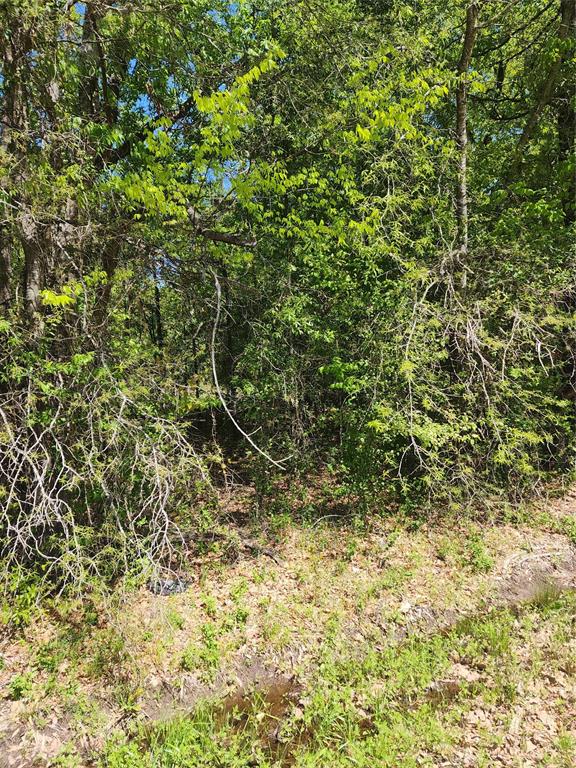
[3,485,576,767]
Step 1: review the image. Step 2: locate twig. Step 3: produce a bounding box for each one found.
[210,268,288,471]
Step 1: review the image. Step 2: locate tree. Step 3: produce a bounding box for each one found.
[1,0,575,591]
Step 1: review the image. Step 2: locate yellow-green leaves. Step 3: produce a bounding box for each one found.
[349,53,451,147]
[40,287,80,308]
[193,48,284,165]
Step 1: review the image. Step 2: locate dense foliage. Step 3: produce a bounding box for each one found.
[1,0,575,583]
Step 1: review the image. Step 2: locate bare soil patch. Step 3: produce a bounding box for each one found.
[2,490,576,766]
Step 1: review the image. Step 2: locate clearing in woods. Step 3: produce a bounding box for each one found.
[2,487,576,767]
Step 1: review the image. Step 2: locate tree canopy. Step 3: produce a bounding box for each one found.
[1,0,575,585]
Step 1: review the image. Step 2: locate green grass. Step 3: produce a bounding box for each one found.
[97,621,478,766]
[101,593,576,767]
[6,521,576,768]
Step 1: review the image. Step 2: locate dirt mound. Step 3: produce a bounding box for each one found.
[497,545,576,606]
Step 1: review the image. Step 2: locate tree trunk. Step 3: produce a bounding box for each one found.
[93,241,118,348]
[512,0,574,179]
[0,227,11,315]
[21,212,44,331]
[0,25,21,316]
[455,2,479,258]
[558,0,576,225]
[78,3,100,118]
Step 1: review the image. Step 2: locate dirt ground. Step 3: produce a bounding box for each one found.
[2,487,576,767]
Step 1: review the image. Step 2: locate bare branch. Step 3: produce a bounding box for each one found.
[188,206,257,248]
[210,269,287,469]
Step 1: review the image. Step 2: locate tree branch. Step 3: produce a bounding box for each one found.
[455,2,479,258]
[210,269,287,469]
[188,207,256,248]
